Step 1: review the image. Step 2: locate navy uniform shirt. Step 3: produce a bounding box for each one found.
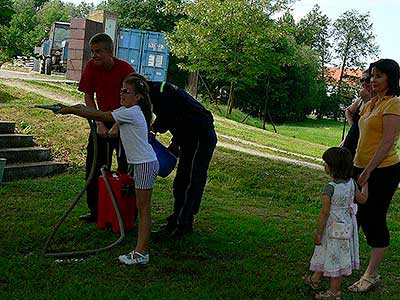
[149,82,214,144]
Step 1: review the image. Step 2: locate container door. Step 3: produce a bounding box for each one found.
[117,28,143,72]
[140,32,169,82]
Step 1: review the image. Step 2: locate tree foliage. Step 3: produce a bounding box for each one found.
[100,0,181,32]
[0,0,15,26]
[166,0,323,119]
[296,5,331,78]
[0,0,37,58]
[0,0,94,61]
[330,10,379,114]
[0,0,381,124]
[98,0,187,86]
[333,10,379,71]
[167,0,296,114]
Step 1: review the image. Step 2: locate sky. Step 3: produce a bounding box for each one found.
[63,0,399,66]
[290,0,400,66]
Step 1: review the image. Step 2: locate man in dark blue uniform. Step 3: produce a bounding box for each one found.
[149,81,217,239]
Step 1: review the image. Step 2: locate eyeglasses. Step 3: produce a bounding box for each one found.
[120,88,136,94]
[360,77,370,84]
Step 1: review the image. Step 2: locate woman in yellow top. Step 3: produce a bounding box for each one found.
[349,59,400,293]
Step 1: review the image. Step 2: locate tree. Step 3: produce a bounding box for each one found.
[65,2,95,18]
[0,0,37,58]
[100,0,181,32]
[166,0,292,114]
[0,0,15,26]
[0,0,91,61]
[332,10,379,97]
[98,0,187,85]
[296,5,332,79]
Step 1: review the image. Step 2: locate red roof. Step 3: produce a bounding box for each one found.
[325,67,364,86]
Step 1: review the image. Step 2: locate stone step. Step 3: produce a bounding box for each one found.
[3,161,68,182]
[0,134,34,148]
[0,147,51,163]
[0,121,15,134]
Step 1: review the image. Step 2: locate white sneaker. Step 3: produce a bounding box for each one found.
[118,251,149,265]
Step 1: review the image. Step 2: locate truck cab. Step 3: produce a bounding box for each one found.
[34,22,70,75]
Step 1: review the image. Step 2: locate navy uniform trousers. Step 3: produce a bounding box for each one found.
[167,127,217,227]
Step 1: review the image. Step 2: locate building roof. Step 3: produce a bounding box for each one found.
[325,67,364,86]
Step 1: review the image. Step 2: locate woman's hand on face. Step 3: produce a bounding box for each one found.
[360,87,370,102]
[357,169,371,186]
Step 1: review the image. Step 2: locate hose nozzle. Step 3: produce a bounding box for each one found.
[35,104,62,112]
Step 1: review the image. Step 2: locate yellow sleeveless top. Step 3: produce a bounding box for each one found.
[354,96,400,168]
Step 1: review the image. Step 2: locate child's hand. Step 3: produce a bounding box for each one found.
[314,233,322,245]
[108,123,119,138]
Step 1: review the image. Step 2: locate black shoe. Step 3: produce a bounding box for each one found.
[152,223,177,241]
[79,213,97,223]
[170,224,193,240]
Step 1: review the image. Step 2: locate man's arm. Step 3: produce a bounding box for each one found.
[84,93,109,137]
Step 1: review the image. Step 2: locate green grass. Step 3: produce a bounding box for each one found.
[1,148,400,299]
[205,101,344,151]
[1,82,400,299]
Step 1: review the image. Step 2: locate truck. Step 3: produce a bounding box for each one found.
[34,22,70,75]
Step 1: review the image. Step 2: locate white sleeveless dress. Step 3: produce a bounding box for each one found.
[309,179,360,277]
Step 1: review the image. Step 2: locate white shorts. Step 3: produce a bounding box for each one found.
[128,160,159,189]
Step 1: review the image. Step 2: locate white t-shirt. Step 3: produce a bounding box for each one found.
[111,105,157,164]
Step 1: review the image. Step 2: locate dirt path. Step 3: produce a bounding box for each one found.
[0,70,323,170]
[218,141,323,170]
[0,69,76,83]
[1,80,81,106]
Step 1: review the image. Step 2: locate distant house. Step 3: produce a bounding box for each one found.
[325,67,364,87]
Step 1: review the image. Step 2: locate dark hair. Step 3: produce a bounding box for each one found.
[322,147,353,180]
[371,59,400,96]
[89,33,114,52]
[123,73,152,129]
[360,69,370,83]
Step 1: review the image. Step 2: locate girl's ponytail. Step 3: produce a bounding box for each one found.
[123,73,153,130]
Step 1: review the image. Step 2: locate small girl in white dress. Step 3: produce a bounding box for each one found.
[303,147,368,300]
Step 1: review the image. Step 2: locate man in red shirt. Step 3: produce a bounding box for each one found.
[78,33,135,222]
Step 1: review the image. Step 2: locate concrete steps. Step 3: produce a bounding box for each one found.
[0,147,50,163]
[0,121,15,134]
[3,161,66,182]
[0,134,35,148]
[0,120,67,182]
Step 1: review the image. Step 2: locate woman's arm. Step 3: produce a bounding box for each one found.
[345,98,362,126]
[358,114,400,185]
[315,194,330,245]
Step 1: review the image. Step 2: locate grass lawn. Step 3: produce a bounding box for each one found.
[1,82,400,299]
[1,148,400,300]
[205,102,345,147]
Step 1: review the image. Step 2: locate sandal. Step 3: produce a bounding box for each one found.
[302,275,321,290]
[315,290,341,300]
[348,274,381,293]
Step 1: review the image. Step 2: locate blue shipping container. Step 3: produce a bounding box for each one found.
[117,28,169,82]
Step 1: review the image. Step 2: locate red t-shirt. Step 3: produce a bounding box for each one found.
[78,57,135,111]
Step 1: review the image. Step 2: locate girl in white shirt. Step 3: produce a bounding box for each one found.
[57,74,158,265]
